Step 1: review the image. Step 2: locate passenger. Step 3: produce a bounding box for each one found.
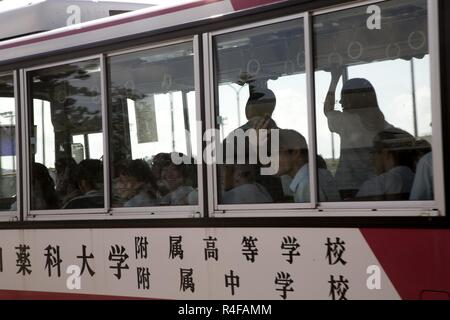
[30,162,60,210]
[275,129,340,203]
[410,152,433,200]
[115,159,158,207]
[223,86,283,202]
[324,67,393,199]
[149,153,172,197]
[159,153,196,205]
[63,159,104,209]
[55,157,81,205]
[356,128,417,201]
[221,162,273,204]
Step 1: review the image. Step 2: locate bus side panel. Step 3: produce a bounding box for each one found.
[0,227,401,300]
[361,229,450,300]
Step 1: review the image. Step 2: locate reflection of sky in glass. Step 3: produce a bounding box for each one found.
[0,97,16,171]
[315,55,431,160]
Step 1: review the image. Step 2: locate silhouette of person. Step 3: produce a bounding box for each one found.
[324,67,393,199]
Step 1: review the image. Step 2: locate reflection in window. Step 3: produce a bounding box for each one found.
[0,74,17,211]
[314,0,433,202]
[108,42,198,208]
[214,19,337,205]
[28,59,104,210]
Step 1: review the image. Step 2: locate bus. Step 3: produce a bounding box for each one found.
[0,0,449,300]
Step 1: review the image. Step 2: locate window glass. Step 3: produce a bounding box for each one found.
[0,74,17,211]
[108,42,198,208]
[314,0,433,202]
[214,19,336,205]
[28,59,104,210]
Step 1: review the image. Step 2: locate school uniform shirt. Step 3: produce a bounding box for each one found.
[222,183,273,204]
[326,110,392,191]
[160,186,195,206]
[289,165,341,203]
[124,190,158,207]
[356,166,415,199]
[410,152,433,200]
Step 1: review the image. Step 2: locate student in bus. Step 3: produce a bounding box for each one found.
[356,128,417,201]
[324,67,393,200]
[223,85,283,202]
[410,151,433,201]
[63,159,104,209]
[55,157,82,206]
[221,141,273,204]
[150,152,172,197]
[10,162,60,210]
[275,129,340,203]
[159,153,197,206]
[115,159,159,207]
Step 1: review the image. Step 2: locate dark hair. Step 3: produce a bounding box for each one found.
[372,128,417,169]
[74,159,103,189]
[245,87,276,119]
[32,162,59,209]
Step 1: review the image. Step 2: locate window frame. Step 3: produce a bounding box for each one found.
[0,71,20,222]
[101,36,204,219]
[204,0,444,218]
[23,55,108,218]
[204,12,318,215]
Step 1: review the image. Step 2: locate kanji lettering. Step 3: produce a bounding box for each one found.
[325,237,347,265]
[108,245,129,279]
[225,270,240,296]
[329,275,350,300]
[169,236,184,260]
[135,236,149,259]
[15,245,31,275]
[180,268,195,293]
[137,267,151,290]
[76,245,95,276]
[275,272,294,300]
[44,245,62,277]
[241,236,258,263]
[203,236,218,261]
[281,236,300,264]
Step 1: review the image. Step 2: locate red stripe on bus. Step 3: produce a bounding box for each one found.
[229,0,285,11]
[360,228,450,300]
[0,289,156,300]
[0,0,222,51]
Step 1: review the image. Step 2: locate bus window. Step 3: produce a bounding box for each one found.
[108,42,198,208]
[0,74,16,212]
[213,18,330,205]
[314,0,432,203]
[28,59,104,210]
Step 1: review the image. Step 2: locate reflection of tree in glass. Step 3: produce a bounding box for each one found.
[31,62,102,135]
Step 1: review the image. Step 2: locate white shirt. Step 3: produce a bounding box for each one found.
[410,152,433,200]
[222,183,273,204]
[160,186,194,205]
[357,166,415,199]
[124,190,158,207]
[289,165,340,203]
[327,110,392,190]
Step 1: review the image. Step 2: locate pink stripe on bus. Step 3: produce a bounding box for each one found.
[0,0,223,51]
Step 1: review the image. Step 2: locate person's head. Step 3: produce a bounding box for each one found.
[340,78,379,111]
[275,129,309,177]
[370,128,416,175]
[74,159,103,194]
[31,162,59,209]
[222,163,259,191]
[116,159,154,200]
[160,154,189,192]
[54,157,78,194]
[245,88,276,120]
